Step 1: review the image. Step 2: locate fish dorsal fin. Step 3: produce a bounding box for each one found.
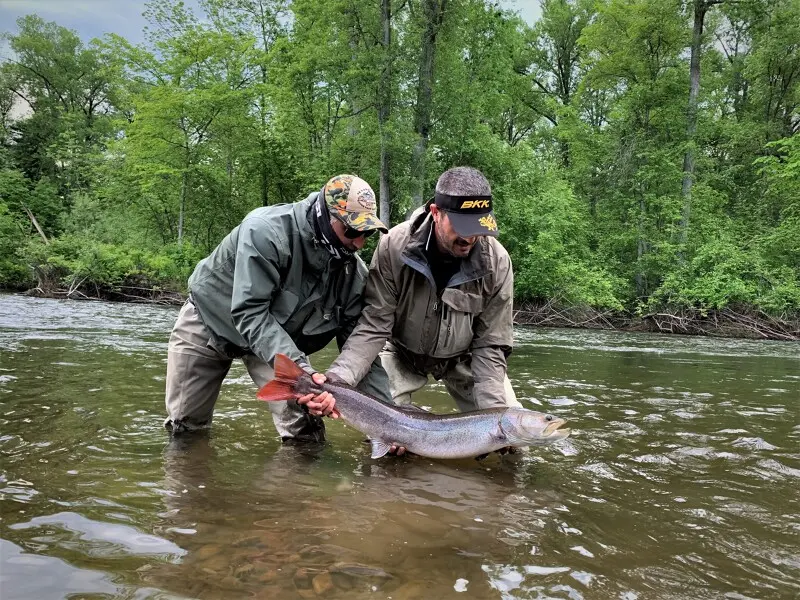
[274,353,304,380]
[257,354,304,402]
[370,440,392,459]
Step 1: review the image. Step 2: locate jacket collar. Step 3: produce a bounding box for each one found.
[294,193,354,271]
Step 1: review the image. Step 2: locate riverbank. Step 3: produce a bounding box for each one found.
[9,285,799,342]
[513,302,799,342]
[19,282,186,306]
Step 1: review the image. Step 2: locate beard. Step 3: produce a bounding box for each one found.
[435,226,474,257]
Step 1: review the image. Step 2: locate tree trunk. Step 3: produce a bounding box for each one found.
[256,0,278,206]
[680,0,717,245]
[378,0,392,227]
[560,139,571,168]
[347,6,361,138]
[227,153,233,206]
[260,137,269,206]
[260,66,270,206]
[410,0,447,210]
[637,105,651,300]
[178,169,187,248]
[636,192,647,299]
[22,205,50,244]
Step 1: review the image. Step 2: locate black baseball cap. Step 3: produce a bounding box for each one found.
[429,191,498,237]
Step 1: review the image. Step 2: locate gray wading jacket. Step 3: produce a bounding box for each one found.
[328,208,514,407]
[188,193,390,401]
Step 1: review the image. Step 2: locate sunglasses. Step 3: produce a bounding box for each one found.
[344,227,377,239]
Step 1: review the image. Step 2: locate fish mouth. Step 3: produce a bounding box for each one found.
[543,418,569,438]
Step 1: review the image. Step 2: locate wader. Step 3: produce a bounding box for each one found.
[164,299,324,442]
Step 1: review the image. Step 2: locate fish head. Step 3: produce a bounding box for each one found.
[500,409,570,447]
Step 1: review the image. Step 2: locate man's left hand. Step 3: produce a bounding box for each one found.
[295,373,341,418]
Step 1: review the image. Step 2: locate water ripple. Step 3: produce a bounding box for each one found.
[9,512,187,560]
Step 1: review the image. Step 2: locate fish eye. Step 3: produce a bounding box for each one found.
[545,415,553,422]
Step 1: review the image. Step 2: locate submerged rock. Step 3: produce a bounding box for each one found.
[312,572,335,596]
[328,562,395,591]
[329,562,393,578]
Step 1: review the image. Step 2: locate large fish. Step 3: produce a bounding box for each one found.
[257,354,570,459]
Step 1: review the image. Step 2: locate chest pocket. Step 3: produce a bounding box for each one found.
[436,288,485,356]
[301,301,341,337]
[300,262,352,339]
[271,289,299,324]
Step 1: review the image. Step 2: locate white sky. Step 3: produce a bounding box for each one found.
[0,0,542,55]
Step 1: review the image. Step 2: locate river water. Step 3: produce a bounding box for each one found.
[0,294,798,600]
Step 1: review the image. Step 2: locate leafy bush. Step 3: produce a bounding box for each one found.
[496,164,623,309]
[17,235,204,293]
[0,202,33,289]
[650,234,800,314]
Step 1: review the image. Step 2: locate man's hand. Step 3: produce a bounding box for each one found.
[389,444,407,456]
[295,373,341,418]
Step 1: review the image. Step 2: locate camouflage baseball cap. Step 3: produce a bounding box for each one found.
[324,174,388,233]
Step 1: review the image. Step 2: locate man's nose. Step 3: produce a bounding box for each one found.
[352,235,367,250]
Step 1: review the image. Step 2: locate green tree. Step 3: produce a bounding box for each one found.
[107,1,257,247]
[579,0,688,300]
[527,0,594,166]
[1,15,119,196]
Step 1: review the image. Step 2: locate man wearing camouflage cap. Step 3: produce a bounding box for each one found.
[163,174,389,442]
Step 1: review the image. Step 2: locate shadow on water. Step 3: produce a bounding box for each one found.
[1,295,799,599]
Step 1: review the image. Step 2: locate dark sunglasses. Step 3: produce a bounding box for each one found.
[344,227,377,239]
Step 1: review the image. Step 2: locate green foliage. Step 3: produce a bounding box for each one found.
[0,0,797,318]
[497,160,623,309]
[651,233,800,313]
[0,202,31,288]
[19,235,203,292]
[753,135,800,280]
[0,168,65,236]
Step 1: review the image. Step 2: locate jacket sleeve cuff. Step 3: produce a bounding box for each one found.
[472,380,508,410]
[326,366,356,386]
[296,359,316,376]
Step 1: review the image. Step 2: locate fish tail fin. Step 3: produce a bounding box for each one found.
[256,354,305,401]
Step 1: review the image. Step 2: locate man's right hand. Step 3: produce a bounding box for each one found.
[295,372,340,418]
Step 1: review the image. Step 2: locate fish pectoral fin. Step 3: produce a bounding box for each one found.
[490,422,507,444]
[369,440,393,459]
[474,453,490,461]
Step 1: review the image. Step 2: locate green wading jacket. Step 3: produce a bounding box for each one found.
[327,207,514,407]
[187,193,390,402]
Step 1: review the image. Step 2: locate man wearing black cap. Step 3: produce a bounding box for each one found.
[311,166,520,429]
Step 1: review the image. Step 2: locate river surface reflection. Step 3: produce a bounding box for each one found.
[0,294,798,599]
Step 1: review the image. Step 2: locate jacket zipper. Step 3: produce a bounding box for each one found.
[432,299,452,353]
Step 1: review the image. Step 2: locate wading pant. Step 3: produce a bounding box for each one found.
[378,343,522,412]
[164,300,324,441]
